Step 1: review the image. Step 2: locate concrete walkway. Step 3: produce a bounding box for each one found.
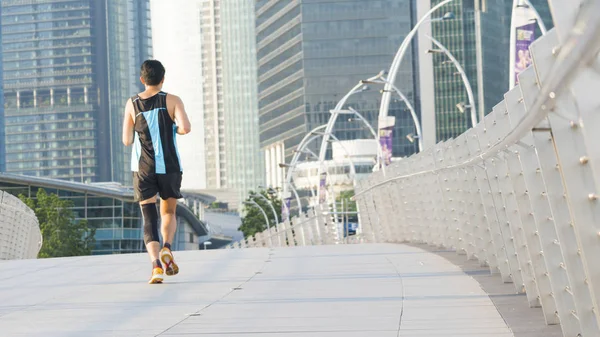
[0,244,513,336]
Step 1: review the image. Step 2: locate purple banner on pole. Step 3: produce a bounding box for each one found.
[379,126,393,167]
[282,197,291,222]
[514,22,536,85]
[319,172,327,204]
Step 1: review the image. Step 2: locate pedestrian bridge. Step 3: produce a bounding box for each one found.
[227,2,600,336]
[3,1,600,337]
[0,244,557,336]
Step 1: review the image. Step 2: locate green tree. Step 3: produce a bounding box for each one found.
[336,190,357,213]
[20,188,95,258]
[238,190,283,238]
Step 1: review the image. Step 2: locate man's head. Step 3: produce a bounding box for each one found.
[140,60,165,86]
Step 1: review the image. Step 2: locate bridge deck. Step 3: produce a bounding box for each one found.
[1,244,517,336]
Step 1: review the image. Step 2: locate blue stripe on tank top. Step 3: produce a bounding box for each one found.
[172,125,182,171]
[142,108,167,174]
[131,132,142,171]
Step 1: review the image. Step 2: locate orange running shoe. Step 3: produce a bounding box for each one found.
[160,247,179,276]
[148,267,164,284]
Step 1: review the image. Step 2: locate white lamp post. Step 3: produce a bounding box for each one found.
[426,35,478,126]
[243,200,273,247]
[379,1,455,124]
[361,75,423,152]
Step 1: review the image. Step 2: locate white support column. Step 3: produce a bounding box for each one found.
[275,142,284,189]
[265,148,272,188]
[416,0,436,148]
[270,146,277,189]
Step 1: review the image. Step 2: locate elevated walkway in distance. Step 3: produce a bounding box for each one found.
[0,244,520,336]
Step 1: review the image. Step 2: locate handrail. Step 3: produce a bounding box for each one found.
[355,4,600,198]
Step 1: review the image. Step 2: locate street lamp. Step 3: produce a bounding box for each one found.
[516,0,547,34]
[312,132,358,227]
[243,200,273,247]
[456,102,472,114]
[250,192,279,226]
[378,0,455,122]
[293,148,318,159]
[406,133,419,144]
[281,124,328,212]
[312,132,358,186]
[316,73,384,193]
[251,192,282,246]
[425,34,478,126]
[361,75,423,152]
[260,184,301,220]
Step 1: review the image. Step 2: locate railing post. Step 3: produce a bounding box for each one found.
[530,28,600,332]
[490,103,542,306]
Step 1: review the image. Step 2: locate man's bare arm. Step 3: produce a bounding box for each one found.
[122,98,135,146]
[173,95,191,135]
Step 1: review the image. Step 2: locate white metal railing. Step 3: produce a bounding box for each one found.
[226,205,360,250]
[0,190,42,260]
[353,2,600,336]
[229,1,600,336]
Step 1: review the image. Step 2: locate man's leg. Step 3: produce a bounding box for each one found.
[159,198,179,275]
[160,198,178,246]
[140,196,164,283]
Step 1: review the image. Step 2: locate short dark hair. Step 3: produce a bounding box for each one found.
[140,60,165,86]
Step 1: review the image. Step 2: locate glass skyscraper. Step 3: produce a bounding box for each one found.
[0,0,151,184]
[428,0,552,142]
[256,0,418,185]
[221,0,264,202]
[429,0,477,141]
[105,0,153,186]
[0,10,4,173]
[150,0,264,207]
[200,0,227,190]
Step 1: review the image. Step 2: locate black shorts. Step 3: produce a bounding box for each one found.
[133,171,183,201]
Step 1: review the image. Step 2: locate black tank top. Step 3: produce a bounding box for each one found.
[130,91,182,174]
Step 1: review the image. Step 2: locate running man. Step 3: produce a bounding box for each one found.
[122,60,191,284]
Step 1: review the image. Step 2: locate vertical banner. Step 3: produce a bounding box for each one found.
[319,172,327,204]
[281,197,291,222]
[379,126,393,167]
[514,22,536,85]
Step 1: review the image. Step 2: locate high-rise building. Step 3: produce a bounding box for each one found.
[418,0,552,143]
[200,0,226,190]
[150,0,264,204]
[0,0,152,184]
[221,0,264,201]
[105,0,153,186]
[256,0,418,188]
[150,0,207,190]
[0,11,4,173]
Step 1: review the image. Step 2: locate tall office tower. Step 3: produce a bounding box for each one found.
[418,0,552,144]
[150,0,207,190]
[221,0,264,200]
[429,0,478,142]
[1,0,152,183]
[256,0,418,188]
[201,0,227,190]
[151,0,264,203]
[0,10,4,173]
[106,0,153,186]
